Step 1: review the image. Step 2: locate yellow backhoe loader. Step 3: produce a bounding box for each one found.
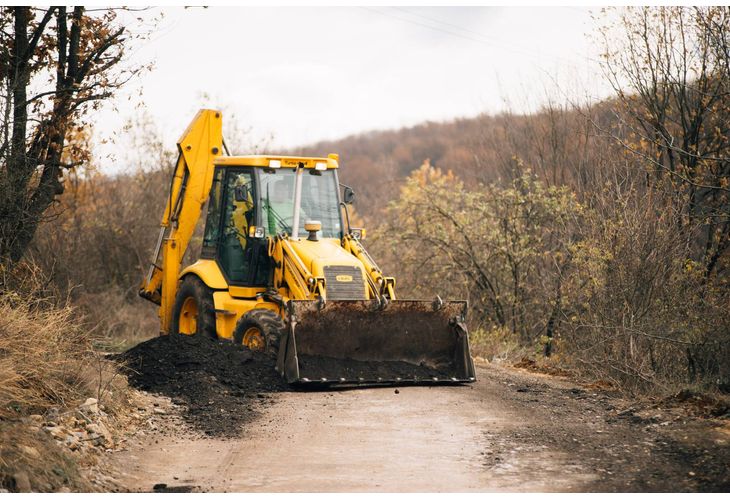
[139,109,476,385]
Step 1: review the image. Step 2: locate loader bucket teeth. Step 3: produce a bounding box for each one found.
[276,300,476,386]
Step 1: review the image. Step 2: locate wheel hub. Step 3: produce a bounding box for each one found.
[178,296,198,335]
[242,326,265,351]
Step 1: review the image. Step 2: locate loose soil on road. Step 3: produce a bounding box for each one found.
[117,334,288,437]
[109,337,730,492]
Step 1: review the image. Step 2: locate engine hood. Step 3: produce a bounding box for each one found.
[286,238,369,299]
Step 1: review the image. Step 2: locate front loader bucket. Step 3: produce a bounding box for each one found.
[276,300,476,386]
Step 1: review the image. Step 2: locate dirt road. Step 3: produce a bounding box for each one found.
[108,364,729,492]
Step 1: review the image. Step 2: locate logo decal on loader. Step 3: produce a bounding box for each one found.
[336,275,353,282]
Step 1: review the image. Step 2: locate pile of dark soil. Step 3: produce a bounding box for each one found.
[298,355,452,381]
[117,334,288,438]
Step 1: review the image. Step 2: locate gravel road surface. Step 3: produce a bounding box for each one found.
[109,364,730,492]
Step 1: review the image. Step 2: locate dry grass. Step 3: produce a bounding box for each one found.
[0,295,87,418]
[0,290,127,419]
[0,261,135,491]
[75,288,158,353]
[0,259,148,416]
[469,326,531,363]
[513,357,573,378]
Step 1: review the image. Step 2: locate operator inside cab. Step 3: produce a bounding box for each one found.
[218,172,257,283]
[229,174,255,250]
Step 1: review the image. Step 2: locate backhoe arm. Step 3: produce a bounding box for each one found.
[139,109,223,334]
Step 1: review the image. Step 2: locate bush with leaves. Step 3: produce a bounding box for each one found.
[560,176,730,393]
[372,159,584,354]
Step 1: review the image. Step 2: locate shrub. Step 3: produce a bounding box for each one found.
[371,159,584,355]
[0,262,124,419]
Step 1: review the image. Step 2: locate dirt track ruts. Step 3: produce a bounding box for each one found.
[108,363,730,492]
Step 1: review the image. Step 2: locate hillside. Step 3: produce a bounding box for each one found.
[290,117,480,216]
[290,102,609,219]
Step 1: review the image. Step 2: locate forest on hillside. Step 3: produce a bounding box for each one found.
[2,6,729,402]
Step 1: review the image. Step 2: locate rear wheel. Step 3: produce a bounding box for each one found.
[234,308,285,357]
[170,275,217,339]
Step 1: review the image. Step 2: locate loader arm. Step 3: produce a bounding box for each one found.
[342,234,396,302]
[268,235,325,301]
[139,109,224,333]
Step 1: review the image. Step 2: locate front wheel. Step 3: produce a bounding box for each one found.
[233,308,285,357]
[170,275,217,339]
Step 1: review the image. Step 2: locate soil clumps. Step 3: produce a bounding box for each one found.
[117,334,288,438]
[298,355,452,381]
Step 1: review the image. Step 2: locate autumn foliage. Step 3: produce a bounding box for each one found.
[13,7,730,395]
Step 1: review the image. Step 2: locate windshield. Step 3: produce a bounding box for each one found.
[259,169,342,239]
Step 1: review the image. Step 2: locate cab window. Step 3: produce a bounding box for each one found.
[202,167,224,253]
[218,170,256,283]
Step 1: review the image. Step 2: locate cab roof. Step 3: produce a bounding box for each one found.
[213,154,339,169]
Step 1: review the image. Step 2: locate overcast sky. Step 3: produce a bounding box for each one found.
[96,6,612,169]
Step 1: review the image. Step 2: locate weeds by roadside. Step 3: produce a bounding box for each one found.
[0,261,134,492]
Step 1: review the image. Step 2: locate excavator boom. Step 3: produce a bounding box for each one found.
[139,110,223,332]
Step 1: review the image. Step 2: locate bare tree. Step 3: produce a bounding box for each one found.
[0,7,152,266]
[598,6,730,279]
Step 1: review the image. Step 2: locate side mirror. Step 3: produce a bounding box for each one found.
[234,184,249,202]
[343,186,355,205]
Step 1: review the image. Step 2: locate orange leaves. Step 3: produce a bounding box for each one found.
[409,159,457,189]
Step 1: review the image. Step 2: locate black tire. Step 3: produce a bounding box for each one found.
[170,275,217,339]
[233,308,286,357]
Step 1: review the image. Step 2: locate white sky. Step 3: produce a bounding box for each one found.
[95,6,613,170]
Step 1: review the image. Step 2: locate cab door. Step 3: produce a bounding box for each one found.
[202,167,271,286]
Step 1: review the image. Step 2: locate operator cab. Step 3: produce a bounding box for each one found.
[201,155,344,286]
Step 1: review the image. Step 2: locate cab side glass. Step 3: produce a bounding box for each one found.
[218,170,255,283]
[202,168,224,249]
